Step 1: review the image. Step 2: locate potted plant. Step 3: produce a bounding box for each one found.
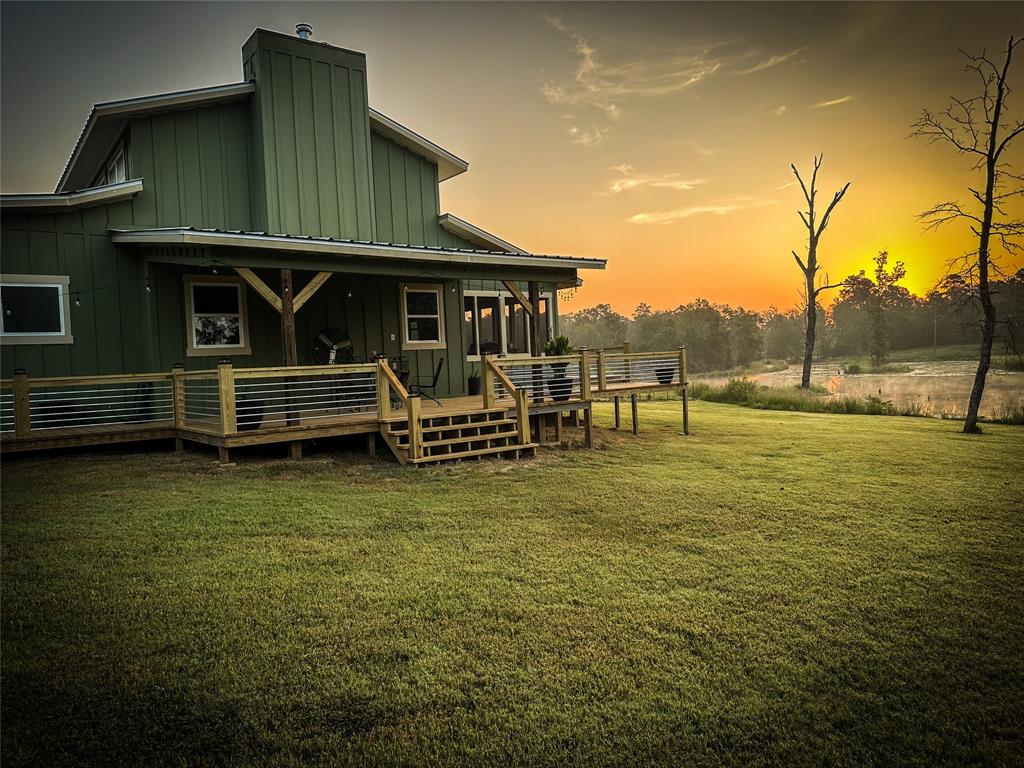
[467,369,481,396]
[544,335,575,401]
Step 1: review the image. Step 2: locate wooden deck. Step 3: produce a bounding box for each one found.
[1,351,688,464]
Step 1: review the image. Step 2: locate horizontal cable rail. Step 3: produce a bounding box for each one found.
[26,378,174,432]
[0,388,14,434]
[495,357,583,403]
[232,366,378,430]
[603,353,682,387]
[183,378,221,425]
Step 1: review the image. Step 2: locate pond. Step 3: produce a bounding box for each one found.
[695,360,1024,418]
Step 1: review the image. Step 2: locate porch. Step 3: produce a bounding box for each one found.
[0,348,689,465]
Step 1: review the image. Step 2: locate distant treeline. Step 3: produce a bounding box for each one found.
[561,264,1024,373]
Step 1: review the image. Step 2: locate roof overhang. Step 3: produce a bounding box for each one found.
[56,82,255,193]
[369,109,468,182]
[109,228,605,271]
[2,179,144,212]
[438,214,525,253]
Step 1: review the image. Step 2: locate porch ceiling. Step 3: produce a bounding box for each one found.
[110,227,604,282]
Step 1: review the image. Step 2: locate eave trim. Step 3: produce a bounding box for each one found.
[439,213,526,254]
[369,108,469,182]
[2,179,144,211]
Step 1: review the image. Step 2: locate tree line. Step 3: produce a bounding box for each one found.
[560,265,1024,374]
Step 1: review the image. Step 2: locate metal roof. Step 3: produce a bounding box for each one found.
[109,227,605,271]
[1,179,143,212]
[438,214,526,254]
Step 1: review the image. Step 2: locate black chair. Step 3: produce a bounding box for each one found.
[409,357,445,405]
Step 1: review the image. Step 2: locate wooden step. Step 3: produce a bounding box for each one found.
[387,417,516,438]
[421,430,519,449]
[409,442,538,465]
[381,405,510,424]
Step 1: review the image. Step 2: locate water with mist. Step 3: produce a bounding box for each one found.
[695,360,1024,418]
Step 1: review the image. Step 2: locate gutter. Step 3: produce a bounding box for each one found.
[2,179,144,212]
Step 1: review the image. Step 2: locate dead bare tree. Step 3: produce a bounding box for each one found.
[790,156,851,388]
[911,36,1024,433]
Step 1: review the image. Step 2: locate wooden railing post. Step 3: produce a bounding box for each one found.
[407,395,422,461]
[376,358,392,419]
[171,364,185,428]
[579,349,592,401]
[679,345,689,436]
[481,354,494,408]
[622,341,632,382]
[515,388,530,444]
[13,368,30,438]
[597,350,607,393]
[217,359,236,436]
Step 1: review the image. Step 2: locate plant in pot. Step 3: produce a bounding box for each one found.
[544,335,575,401]
[467,369,481,396]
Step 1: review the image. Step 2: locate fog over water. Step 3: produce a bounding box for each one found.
[696,361,1024,418]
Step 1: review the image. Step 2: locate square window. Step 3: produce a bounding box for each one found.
[400,283,445,350]
[0,276,73,345]
[185,277,250,357]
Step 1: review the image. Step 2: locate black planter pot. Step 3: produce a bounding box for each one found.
[468,377,481,396]
[237,399,265,431]
[547,376,573,402]
[655,367,674,385]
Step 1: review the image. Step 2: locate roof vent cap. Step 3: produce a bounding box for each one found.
[296,23,313,39]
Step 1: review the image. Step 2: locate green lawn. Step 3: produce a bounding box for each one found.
[2,402,1022,767]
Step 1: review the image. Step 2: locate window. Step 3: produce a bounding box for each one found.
[400,283,446,350]
[0,274,73,345]
[184,276,250,356]
[92,135,129,187]
[463,289,554,359]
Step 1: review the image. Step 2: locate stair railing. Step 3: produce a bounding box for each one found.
[376,358,422,460]
[482,355,530,445]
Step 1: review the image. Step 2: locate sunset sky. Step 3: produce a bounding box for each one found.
[3,2,1022,314]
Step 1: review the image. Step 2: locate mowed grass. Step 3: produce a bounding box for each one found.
[2,402,1022,767]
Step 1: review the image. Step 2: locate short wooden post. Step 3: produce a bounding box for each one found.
[407,395,422,461]
[614,396,621,430]
[554,410,564,443]
[481,355,494,408]
[13,369,30,438]
[583,404,594,448]
[171,364,185,429]
[622,340,632,383]
[679,345,689,436]
[515,389,530,445]
[217,359,236,436]
[367,432,377,457]
[579,349,592,401]
[630,393,639,435]
[597,350,607,393]
[376,358,392,420]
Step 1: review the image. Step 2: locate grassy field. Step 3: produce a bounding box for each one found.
[2,402,1022,767]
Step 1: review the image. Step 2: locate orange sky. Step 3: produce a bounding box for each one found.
[3,2,1023,314]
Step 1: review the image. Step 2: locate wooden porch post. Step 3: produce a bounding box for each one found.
[280,268,302,460]
[528,281,544,404]
[172,363,185,452]
[13,369,30,438]
[679,345,689,436]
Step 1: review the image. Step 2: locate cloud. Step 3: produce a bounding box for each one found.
[627,196,778,224]
[671,139,717,157]
[567,125,610,147]
[738,47,808,75]
[774,180,799,191]
[769,104,789,116]
[606,165,708,194]
[541,18,725,121]
[628,205,743,224]
[813,95,854,109]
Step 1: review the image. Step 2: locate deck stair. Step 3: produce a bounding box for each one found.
[380,405,537,465]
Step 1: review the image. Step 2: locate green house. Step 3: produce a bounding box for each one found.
[0,26,604,400]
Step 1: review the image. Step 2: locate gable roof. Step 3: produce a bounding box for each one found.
[1,179,144,212]
[438,214,525,254]
[56,83,469,193]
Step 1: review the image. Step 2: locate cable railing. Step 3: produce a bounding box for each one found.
[600,351,683,389]
[232,364,378,431]
[491,355,585,404]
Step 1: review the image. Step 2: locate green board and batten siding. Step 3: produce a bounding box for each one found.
[243,29,375,240]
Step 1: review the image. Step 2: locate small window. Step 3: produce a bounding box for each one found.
[92,135,129,187]
[0,275,73,345]
[184,276,250,357]
[400,283,445,350]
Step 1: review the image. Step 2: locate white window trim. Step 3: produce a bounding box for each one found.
[0,274,74,345]
[183,275,251,357]
[400,283,446,351]
[463,289,553,361]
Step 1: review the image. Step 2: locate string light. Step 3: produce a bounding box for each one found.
[74,294,81,307]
